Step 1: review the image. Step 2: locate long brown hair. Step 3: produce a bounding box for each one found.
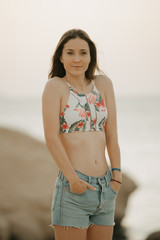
[48,28,102,80]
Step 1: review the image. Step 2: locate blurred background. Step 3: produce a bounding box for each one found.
[0,0,160,239]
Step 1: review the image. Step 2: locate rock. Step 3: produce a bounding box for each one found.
[113,174,137,240]
[0,127,59,240]
[0,127,137,240]
[115,173,137,224]
[145,231,160,240]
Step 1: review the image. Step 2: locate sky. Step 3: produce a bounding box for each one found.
[1,0,160,98]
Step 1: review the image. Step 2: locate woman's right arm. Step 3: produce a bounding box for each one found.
[42,78,96,194]
[42,78,79,182]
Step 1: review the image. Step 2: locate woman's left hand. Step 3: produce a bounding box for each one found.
[110,171,122,193]
[110,180,121,193]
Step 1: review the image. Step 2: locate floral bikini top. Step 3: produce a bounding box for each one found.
[59,80,108,134]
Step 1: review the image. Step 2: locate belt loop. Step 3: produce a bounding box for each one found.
[98,178,101,184]
[88,176,91,184]
[59,171,63,180]
[104,175,109,187]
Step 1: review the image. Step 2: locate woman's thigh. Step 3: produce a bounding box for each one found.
[53,224,114,240]
[53,225,87,240]
[87,224,114,240]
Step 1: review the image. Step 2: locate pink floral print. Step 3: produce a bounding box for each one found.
[59,80,108,133]
[73,108,85,118]
[77,121,84,128]
[87,93,96,104]
[61,123,69,130]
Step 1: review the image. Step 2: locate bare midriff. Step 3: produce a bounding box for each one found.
[59,131,109,177]
[58,76,109,177]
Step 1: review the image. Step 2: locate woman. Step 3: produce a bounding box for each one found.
[42,29,122,240]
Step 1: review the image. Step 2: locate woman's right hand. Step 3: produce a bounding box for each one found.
[68,178,96,194]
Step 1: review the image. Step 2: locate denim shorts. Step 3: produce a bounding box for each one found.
[50,168,117,229]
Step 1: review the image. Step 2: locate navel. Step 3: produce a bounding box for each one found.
[95,159,98,164]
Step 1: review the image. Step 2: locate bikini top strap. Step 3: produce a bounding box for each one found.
[66,81,72,91]
[91,79,95,87]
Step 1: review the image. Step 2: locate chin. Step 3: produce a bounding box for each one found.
[70,70,86,76]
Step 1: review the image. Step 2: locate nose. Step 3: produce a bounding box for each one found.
[74,54,80,63]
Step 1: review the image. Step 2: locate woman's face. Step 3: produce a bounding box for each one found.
[60,37,91,77]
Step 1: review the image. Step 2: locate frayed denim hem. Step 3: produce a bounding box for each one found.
[49,222,94,230]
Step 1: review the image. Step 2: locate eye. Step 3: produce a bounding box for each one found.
[67,52,73,55]
[81,52,87,55]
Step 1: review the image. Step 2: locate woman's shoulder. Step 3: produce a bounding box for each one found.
[42,76,66,100]
[94,74,113,89]
[47,76,65,87]
[44,76,66,92]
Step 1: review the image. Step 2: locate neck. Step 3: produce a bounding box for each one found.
[65,73,91,91]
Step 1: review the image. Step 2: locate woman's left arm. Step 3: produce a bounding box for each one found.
[103,75,122,183]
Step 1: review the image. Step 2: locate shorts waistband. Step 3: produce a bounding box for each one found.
[58,168,112,185]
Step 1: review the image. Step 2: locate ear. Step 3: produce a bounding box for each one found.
[60,56,63,63]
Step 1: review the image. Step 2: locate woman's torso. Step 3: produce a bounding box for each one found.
[59,76,109,177]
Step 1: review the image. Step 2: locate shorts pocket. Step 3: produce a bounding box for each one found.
[109,183,118,195]
[64,181,87,196]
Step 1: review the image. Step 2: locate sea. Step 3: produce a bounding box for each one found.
[0,95,160,240]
